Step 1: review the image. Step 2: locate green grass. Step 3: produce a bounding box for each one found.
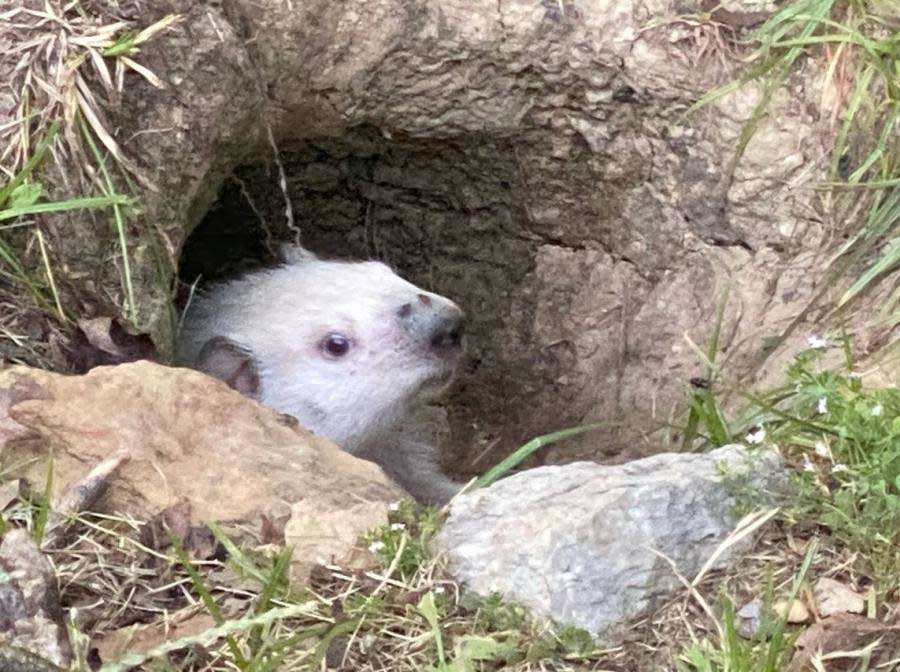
[681,330,900,594]
[675,0,900,602]
[0,122,131,322]
[74,499,604,672]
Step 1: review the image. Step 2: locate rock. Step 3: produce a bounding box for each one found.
[813,577,865,617]
[0,362,403,582]
[435,445,785,637]
[735,598,763,639]
[0,529,71,670]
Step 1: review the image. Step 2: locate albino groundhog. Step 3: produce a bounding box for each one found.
[177,246,465,504]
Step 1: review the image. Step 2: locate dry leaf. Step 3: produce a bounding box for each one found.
[93,609,217,663]
[773,598,811,624]
[67,316,158,372]
[789,614,900,671]
[260,512,290,545]
[814,577,865,618]
[139,498,221,559]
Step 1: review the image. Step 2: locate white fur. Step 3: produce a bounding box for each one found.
[178,255,463,503]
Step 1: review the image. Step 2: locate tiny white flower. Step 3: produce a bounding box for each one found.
[745,426,766,444]
[433,585,446,594]
[831,463,849,473]
[388,501,401,511]
[814,440,829,457]
[368,540,385,553]
[390,523,406,531]
[807,335,827,349]
[817,397,828,414]
[802,455,816,472]
[871,403,883,417]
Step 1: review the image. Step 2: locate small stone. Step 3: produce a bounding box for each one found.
[736,598,763,638]
[0,529,72,668]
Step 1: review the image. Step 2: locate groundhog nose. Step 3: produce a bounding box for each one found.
[429,311,465,352]
[397,298,465,352]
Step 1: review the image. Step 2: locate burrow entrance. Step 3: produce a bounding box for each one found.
[179,126,648,479]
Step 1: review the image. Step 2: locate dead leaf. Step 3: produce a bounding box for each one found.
[185,525,222,560]
[139,499,221,560]
[773,597,810,624]
[140,498,193,551]
[67,317,158,373]
[0,479,24,511]
[93,609,217,663]
[789,614,900,671]
[260,513,289,545]
[814,577,865,618]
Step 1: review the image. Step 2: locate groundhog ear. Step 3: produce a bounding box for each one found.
[195,337,260,397]
[279,243,318,265]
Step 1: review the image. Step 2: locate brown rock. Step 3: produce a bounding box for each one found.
[0,362,403,581]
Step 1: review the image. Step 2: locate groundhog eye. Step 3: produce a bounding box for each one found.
[322,333,352,358]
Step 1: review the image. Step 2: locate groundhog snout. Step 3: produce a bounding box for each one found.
[397,293,465,353]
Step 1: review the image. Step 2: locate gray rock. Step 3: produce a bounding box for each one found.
[0,529,71,670]
[435,445,785,637]
[736,598,764,639]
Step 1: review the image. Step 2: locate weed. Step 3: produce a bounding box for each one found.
[363,498,442,578]
[684,331,900,593]
[675,540,816,672]
[473,423,604,488]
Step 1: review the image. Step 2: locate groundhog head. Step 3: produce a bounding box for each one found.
[178,248,465,453]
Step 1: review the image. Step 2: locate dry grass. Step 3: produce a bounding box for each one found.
[0,489,871,672]
[0,1,178,367]
[0,1,176,185]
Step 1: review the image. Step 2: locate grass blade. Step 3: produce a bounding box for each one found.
[475,423,604,489]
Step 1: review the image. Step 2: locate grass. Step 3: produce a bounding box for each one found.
[652,329,900,669]
[0,121,130,322]
[0,496,612,672]
[8,349,895,672]
[681,324,900,594]
[669,0,900,607]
